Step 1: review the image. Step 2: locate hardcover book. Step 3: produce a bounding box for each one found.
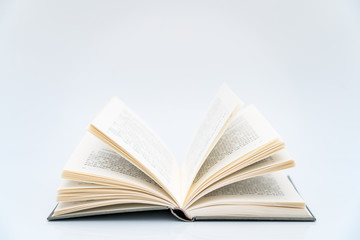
[48,85,315,221]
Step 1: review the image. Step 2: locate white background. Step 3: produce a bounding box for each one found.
[1,0,359,239]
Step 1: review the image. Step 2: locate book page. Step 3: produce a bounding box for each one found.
[57,189,172,205]
[90,98,180,203]
[63,132,172,202]
[54,198,169,216]
[228,150,293,175]
[189,105,282,194]
[189,205,312,219]
[50,203,166,219]
[209,150,295,190]
[205,175,288,198]
[181,84,243,201]
[188,173,305,212]
[58,180,131,190]
[187,173,312,219]
[184,150,295,208]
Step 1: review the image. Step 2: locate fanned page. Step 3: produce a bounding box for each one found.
[52,133,177,217]
[50,204,167,220]
[181,85,244,203]
[184,150,295,208]
[187,173,313,220]
[89,98,180,205]
[63,134,159,188]
[184,105,286,205]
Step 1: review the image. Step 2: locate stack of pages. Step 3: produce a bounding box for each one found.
[48,85,315,221]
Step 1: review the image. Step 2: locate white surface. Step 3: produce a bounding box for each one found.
[1,0,360,239]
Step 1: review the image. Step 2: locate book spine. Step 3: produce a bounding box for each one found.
[169,208,193,222]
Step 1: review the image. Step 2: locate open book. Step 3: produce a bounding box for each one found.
[48,85,315,221]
